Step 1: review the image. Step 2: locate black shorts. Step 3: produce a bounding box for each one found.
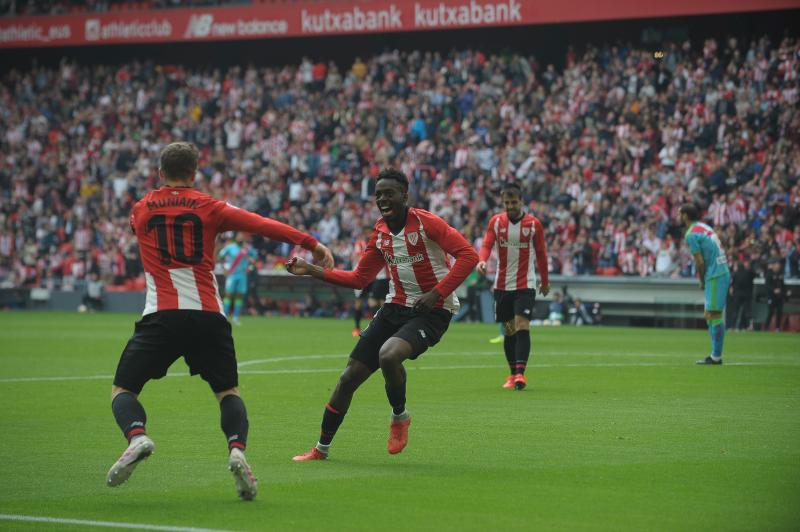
[113,310,238,394]
[355,279,390,302]
[370,279,390,301]
[350,303,452,372]
[494,289,536,323]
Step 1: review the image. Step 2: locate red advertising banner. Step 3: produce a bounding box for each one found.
[0,0,796,49]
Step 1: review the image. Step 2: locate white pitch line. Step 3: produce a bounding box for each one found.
[0,374,113,383]
[0,360,795,384]
[236,350,792,368]
[237,361,779,376]
[0,514,237,532]
[235,351,503,367]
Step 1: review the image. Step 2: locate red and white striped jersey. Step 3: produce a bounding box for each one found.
[324,208,478,312]
[479,212,549,291]
[131,186,319,316]
[353,238,389,280]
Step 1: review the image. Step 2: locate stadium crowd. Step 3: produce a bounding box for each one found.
[0,35,798,293]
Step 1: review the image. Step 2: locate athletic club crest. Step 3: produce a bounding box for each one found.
[522,227,530,237]
[407,232,419,246]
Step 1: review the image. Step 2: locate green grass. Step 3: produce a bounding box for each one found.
[0,312,798,531]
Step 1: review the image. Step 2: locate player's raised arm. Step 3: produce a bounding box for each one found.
[532,218,550,295]
[477,215,497,276]
[287,230,385,289]
[216,202,333,268]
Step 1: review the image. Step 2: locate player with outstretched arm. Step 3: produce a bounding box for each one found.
[106,142,333,500]
[287,168,478,460]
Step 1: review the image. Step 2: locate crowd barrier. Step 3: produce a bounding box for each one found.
[3,274,798,331]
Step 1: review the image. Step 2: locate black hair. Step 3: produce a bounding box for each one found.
[679,203,701,222]
[376,167,409,192]
[501,182,523,197]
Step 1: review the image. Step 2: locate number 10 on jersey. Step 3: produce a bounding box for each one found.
[146,214,204,265]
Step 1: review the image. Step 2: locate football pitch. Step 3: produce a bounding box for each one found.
[0,312,798,531]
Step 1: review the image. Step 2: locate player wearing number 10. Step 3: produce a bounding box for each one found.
[106,142,334,500]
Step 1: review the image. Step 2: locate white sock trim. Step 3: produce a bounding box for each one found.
[315,442,330,454]
[391,409,409,421]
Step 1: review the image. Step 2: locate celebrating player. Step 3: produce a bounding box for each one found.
[218,233,257,325]
[106,142,333,500]
[477,182,549,390]
[679,203,731,365]
[287,168,478,460]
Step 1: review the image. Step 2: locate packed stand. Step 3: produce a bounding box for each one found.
[1,36,799,294]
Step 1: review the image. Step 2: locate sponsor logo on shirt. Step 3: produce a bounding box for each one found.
[499,237,529,249]
[382,251,425,265]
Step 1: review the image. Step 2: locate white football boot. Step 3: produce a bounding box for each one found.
[107,435,155,487]
[228,447,257,501]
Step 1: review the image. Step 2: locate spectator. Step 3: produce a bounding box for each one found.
[546,292,565,325]
[569,297,594,326]
[729,259,757,331]
[763,258,788,332]
[0,37,798,292]
[317,210,340,245]
[81,272,104,312]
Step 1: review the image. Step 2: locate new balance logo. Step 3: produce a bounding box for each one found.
[185,14,213,38]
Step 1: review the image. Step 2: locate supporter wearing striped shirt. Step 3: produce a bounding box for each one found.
[287,168,478,461]
[477,182,549,391]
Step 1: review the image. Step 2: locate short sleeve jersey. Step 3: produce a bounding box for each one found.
[685,222,730,280]
[479,212,549,291]
[219,243,256,277]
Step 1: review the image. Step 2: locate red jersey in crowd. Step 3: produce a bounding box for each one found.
[479,212,549,291]
[131,186,319,316]
[324,208,478,312]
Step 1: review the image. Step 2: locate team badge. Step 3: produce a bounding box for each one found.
[407,232,419,246]
[522,227,530,237]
